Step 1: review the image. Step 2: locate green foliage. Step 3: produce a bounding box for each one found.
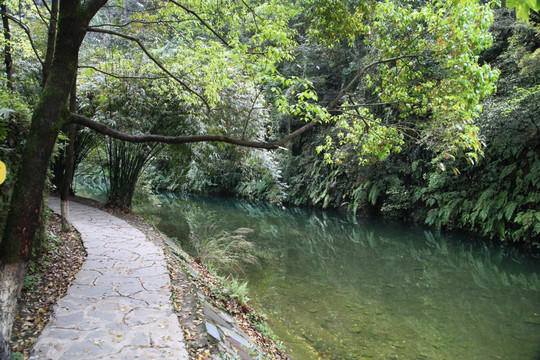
[9,352,24,360]
[194,227,260,276]
[0,88,31,141]
[506,0,540,22]
[0,86,31,231]
[212,275,251,304]
[184,144,287,203]
[421,61,540,245]
[317,0,499,165]
[303,0,368,46]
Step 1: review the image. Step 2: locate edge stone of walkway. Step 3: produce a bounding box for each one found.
[29,197,189,359]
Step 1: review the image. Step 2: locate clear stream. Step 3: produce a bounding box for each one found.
[137,194,540,360]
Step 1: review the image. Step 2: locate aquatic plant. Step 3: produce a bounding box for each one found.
[195,229,260,275]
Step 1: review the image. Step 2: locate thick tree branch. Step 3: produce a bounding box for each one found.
[168,0,231,48]
[79,65,166,80]
[276,121,317,146]
[88,27,211,112]
[70,50,422,152]
[82,0,109,21]
[69,114,282,150]
[90,19,182,29]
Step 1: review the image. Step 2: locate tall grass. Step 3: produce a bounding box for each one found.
[195,228,260,275]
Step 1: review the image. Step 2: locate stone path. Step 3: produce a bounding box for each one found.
[29,197,189,359]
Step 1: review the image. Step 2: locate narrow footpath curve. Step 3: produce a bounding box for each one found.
[29,197,189,359]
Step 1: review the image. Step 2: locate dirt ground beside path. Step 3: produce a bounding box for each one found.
[10,212,86,358]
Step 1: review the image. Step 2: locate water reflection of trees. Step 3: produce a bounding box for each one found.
[147,193,540,293]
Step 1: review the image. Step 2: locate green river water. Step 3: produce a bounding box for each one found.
[137,195,540,360]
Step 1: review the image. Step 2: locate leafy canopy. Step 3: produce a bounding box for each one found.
[306,0,499,166]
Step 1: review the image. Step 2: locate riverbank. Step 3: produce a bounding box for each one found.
[11,195,288,359]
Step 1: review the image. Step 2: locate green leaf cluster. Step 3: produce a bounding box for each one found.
[315,0,499,165]
[506,0,540,22]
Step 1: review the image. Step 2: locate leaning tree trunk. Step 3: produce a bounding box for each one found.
[0,1,95,356]
[61,124,76,230]
[61,76,77,230]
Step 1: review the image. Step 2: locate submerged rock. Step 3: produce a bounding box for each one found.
[524,315,540,325]
[234,227,255,235]
[348,325,362,333]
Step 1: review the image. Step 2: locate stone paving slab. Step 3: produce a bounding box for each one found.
[29,197,189,359]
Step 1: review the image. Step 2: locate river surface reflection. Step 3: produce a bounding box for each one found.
[137,194,540,359]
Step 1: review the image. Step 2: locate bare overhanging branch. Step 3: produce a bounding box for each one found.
[168,0,231,48]
[69,51,425,152]
[90,19,184,29]
[31,0,49,26]
[88,27,211,112]
[79,65,167,80]
[69,114,282,150]
[2,13,43,66]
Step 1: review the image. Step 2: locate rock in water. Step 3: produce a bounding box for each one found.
[234,228,255,235]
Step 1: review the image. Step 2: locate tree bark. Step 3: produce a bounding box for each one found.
[1,0,13,90]
[61,75,77,230]
[0,262,26,360]
[70,113,289,149]
[42,0,58,88]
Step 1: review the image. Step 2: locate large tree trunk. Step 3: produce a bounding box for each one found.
[0,1,101,356]
[0,0,85,263]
